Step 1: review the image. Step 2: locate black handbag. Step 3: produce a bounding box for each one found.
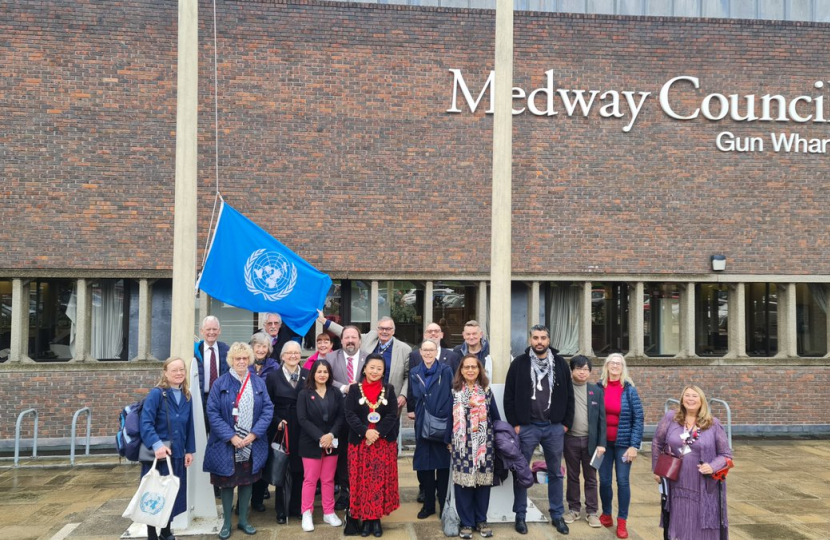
[343,507,361,536]
[139,390,172,463]
[264,427,290,486]
[421,409,448,442]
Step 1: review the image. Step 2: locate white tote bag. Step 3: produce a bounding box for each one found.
[122,456,181,529]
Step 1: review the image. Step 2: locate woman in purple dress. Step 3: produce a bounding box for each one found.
[652,385,731,540]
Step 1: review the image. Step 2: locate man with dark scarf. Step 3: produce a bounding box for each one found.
[504,325,574,536]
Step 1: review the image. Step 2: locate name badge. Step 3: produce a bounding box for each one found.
[681,445,692,456]
[232,407,239,416]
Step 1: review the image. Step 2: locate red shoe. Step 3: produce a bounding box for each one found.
[616,518,628,539]
[599,514,614,528]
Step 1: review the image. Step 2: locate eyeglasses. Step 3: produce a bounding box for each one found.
[606,361,622,366]
[378,326,394,331]
[462,365,479,370]
[572,366,591,372]
[425,329,441,334]
[283,352,301,357]
[265,321,281,326]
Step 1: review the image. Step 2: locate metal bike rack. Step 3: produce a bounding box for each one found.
[664,398,679,412]
[70,407,92,466]
[709,398,733,450]
[14,408,38,467]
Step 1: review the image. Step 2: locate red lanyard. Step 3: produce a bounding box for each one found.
[233,372,251,423]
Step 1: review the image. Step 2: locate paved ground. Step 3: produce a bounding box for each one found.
[2,440,829,540]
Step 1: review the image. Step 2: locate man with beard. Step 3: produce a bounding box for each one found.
[324,326,368,510]
[504,325,574,536]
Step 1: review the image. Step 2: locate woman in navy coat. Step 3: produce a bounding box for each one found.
[204,342,274,539]
[410,339,454,520]
[139,357,196,540]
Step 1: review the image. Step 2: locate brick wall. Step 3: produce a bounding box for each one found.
[1,362,828,441]
[3,0,830,276]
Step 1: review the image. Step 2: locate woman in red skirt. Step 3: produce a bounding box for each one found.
[344,354,400,537]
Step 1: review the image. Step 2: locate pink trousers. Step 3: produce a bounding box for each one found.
[301,455,338,514]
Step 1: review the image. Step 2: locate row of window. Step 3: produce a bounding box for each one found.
[1,278,826,362]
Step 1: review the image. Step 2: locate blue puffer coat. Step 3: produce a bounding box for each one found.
[203,372,274,477]
[599,381,644,449]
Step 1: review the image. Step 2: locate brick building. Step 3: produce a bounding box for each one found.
[2,0,829,446]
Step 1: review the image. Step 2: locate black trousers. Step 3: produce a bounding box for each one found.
[454,484,491,529]
[251,477,269,506]
[417,468,449,512]
[336,426,350,494]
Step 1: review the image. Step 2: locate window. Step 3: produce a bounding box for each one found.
[644,284,680,357]
[746,283,778,357]
[0,280,11,362]
[91,279,127,360]
[431,281,478,348]
[796,284,827,357]
[591,283,629,356]
[378,281,424,346]
[28,279,74,362]
[695,284,729,357]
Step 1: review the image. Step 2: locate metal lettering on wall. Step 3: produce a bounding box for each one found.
[447,70,830,154]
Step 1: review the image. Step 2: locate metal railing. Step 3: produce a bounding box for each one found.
[663,397,732,450]
[70,407,92,466]
[14,409,38,467]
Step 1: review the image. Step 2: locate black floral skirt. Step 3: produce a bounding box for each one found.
[210,458,261,488]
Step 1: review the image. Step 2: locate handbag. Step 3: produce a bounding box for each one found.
[139,390,172,463]
[441,459,460,537]
[654,446,682,481]
[421,408,448,443]
[264,426,290,486]
[122,456,181,528]
[343,507,361,536]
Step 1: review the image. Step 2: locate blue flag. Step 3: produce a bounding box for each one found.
[197,202,332,336]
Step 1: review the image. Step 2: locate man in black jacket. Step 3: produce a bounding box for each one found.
[504,325,574,536]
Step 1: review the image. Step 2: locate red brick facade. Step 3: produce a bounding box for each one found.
[3,1,830,276]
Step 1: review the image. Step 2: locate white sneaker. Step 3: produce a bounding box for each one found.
[302,510,314,532]
[323,512,342,527]
[563,510,579,524]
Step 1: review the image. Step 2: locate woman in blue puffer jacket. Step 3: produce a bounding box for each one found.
[596,353,644,539]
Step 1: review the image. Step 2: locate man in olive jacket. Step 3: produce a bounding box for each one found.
[504,325,574,536]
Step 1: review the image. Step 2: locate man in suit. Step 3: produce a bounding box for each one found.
[322,316,412,410]
[194,315,230,413]
[324,325,368,510]
[260,312,299,361]
[563,355,606,528]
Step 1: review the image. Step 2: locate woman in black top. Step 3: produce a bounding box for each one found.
[264,341,308,523]
[296,359,345,532]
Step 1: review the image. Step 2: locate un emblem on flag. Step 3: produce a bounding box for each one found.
[244,249,298,301]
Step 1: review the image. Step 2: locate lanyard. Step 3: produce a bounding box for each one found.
[233,372,251,423]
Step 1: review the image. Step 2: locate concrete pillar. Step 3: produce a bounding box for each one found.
[477,281,488,336]
[133,279,157,361]
[72,278,95,362]
[676,283,697,358]
[725,283,747,358]
[9,279,33,363]
[775,283,798,358]
[626,282,644,358]
[526,281,540,329]
[578,282,594,357]
[169,0,199,369]
[424,281,434,332]
[370,281,379,325]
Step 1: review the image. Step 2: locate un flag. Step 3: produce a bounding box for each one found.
[197,202,332,335]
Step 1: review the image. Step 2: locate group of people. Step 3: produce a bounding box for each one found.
[136,314,732,540]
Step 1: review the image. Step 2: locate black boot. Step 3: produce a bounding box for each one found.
[361,519,373,537]
[147,526,159,540]
[373,519,383,537]
[160,525,175,540]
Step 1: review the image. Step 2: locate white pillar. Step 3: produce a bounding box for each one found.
[424,281,434,332]
[725,283,747,358]
[527,281,540,329]
[477,281,488,336]
[370,280,379,325]
[9,279,33,363]
[578,282,594,357]
[133,279,157,361]
[72,278,95,362]
[676,283,697,358]
[775,283,798,358]
[626,282,644,358]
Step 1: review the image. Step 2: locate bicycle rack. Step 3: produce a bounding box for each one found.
[70,407,92,466]
[14,409,38,467]
[664,398,679,413]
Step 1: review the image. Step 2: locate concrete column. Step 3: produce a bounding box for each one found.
[626,282,644,358]
[527,281,540,329]
[133,279,157,361]
[169,0,199,369]
[477,281,488,336]
[578,282,594,357]
[370,281,379,325]
[725,283,747,358]
[9,279,33,363]
[71,278,95,362]
[424,281,434,332]
[775,283,798,358]
[676,283,698,358]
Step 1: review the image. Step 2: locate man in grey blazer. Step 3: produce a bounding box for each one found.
[321,316,412,410]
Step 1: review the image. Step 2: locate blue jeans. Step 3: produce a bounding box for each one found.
[598,442,631,519]
[513,422,565,519]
